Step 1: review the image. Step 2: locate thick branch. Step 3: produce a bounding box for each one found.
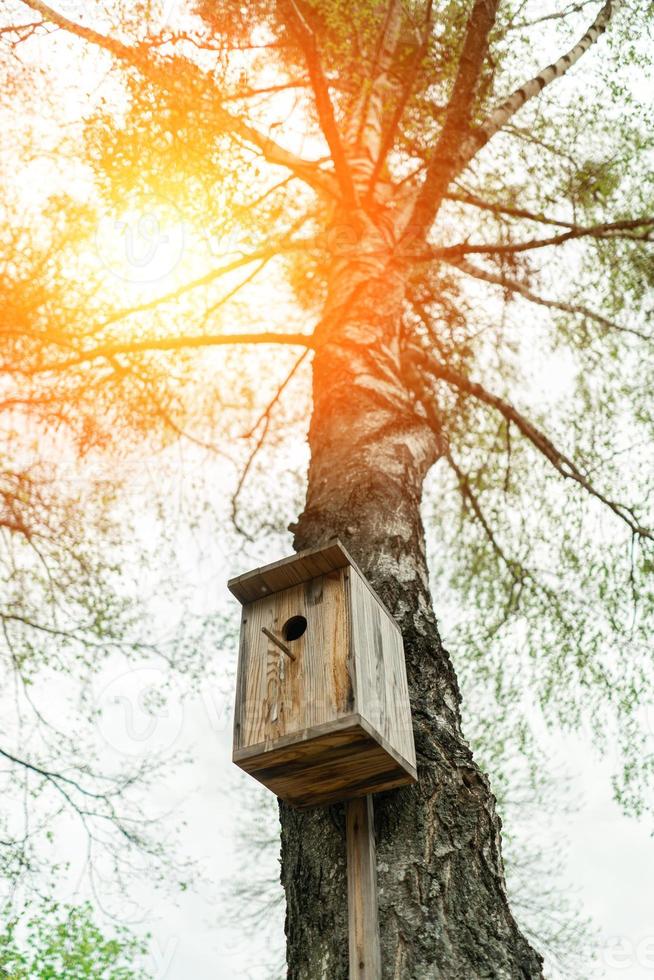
[410,343,652,541]
[31,332,314,373]
[277,0,357,205]
[366,1,433,200]
[465,0,623,158]
[405,0,623,241]
[344,0,404,191]
[406,0,500,242]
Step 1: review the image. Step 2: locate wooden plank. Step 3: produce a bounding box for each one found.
[348,567,416,771]
[233,715,416,808]
[231,605,249,757]
[227,539,398,621]
[227,540,351,604]
[268,754,412,809]
[346,797,381,979]
[233,713,361,764]
[234,571,350,750]
[342,559,402,636]
[234,713,416,779]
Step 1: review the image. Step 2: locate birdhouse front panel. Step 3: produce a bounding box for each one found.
[229,542,417,808]
[233,569,351,750]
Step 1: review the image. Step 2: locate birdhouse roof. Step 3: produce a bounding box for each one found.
[228,539,356,605]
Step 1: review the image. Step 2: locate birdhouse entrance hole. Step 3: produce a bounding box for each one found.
[282,615,307,641]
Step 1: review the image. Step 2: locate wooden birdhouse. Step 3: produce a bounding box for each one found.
[228,541,416,808]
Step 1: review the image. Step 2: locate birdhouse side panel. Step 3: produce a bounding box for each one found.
[348,569,416,770]
[233,569,351,752]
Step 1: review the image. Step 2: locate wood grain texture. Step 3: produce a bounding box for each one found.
[346,796,381,979]
[234,715,416,808]
[233,569,349,750]
[231,543,416,807]
[228,540,350,604]
[347,566,416,771]
[228,539,398,622]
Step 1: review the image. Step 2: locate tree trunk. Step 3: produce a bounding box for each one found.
[280,231,544,979]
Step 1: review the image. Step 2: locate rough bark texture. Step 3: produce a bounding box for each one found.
[279,229,544,979]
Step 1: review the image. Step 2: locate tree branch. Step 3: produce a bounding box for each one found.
[409,342,653,540]
[277,0,357,205]
[403,0,624,236]
[31,332,314,373]
[19,0,338,199]
[429,216,654,259]
[443,448,522,582]
[448,257,652,342]
[366,0,434,201]
[97,243,305,330]
[0,746,121,802]
[507,0,599,32]
[342,0,404,191]
[405,0,501,242]
[231,349,310,538]
[444,188,583,230]
[466,0,624,158]
[4,238,316,374]
[19,0,131,55]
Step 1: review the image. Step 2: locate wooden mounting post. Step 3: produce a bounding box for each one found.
[346,796,381,979]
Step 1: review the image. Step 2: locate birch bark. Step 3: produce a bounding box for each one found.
[280,235,544,979]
